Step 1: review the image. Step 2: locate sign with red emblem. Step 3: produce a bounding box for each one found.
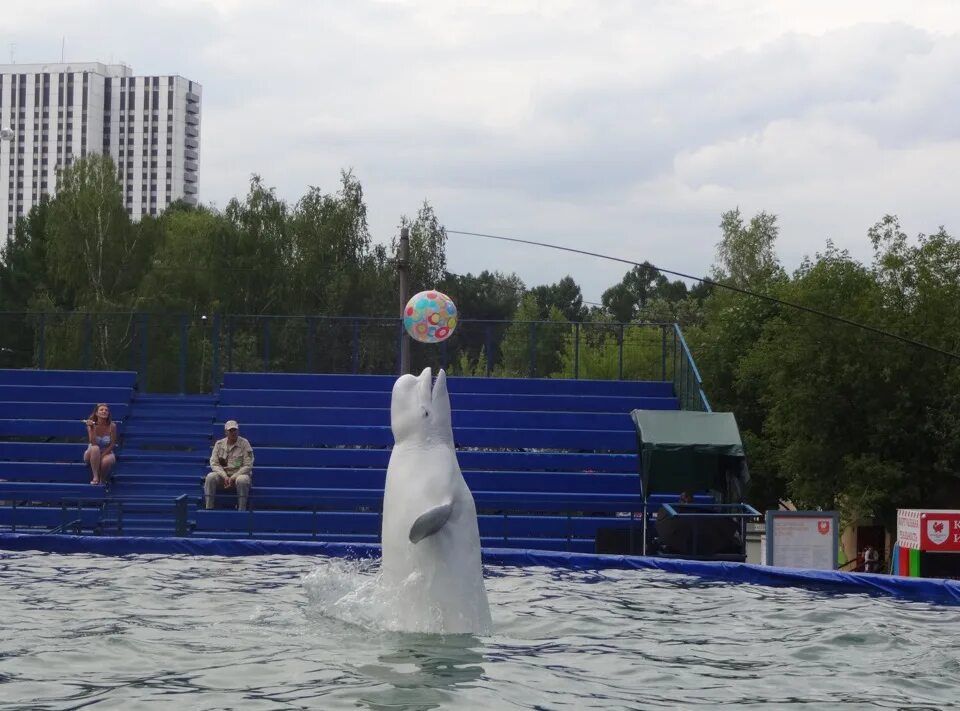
[765,511,839,570]
[898,510,960,552]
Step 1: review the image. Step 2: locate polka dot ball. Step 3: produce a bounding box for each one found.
[403,290,458,344]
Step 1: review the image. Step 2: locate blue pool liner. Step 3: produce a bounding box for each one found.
[2,532,958,606]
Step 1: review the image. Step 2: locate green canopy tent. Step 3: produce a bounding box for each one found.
[627,409,755,558]
[630,409,749,502]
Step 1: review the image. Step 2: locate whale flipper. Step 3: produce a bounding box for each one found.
[409,502,453,543]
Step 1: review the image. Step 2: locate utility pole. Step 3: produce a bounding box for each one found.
[398,226,410,375]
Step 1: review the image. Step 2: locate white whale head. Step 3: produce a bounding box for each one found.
[390,367,452,446]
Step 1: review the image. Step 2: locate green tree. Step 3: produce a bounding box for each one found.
[45,154,150,309]
[497,294,569,377]
[601,262,688,323]
[288,170,374,316]
[223,175,292,314]
[739,245,885,521]
[529,275,587,323]
[399,201,447,294]
[0,199,52,312]
[439,270,525,373]
[687,208,788,510]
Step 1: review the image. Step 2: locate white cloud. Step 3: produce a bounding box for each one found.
[3,0,960,301]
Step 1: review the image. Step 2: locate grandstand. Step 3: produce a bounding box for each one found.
[0,368,703,551]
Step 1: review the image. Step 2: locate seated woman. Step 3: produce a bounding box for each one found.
[84,403,117,485]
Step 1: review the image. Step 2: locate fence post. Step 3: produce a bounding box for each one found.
[679,352,687,409]
[179,315,188,395]
[395,320,402,374]
[397,227,411,375]
[618,324,624,380]
[139,313,149,393]
[353,321,361,374]
[672,327,678,388]
[574,322,580,379]
[211,314,221,393]
[485,325,493,376]
[528,322,537,378]
[262,318,271,373]
[83,313,93,369]
[226,316,234,373]
[661,325,667,381]
[306,317,315,372]
[37,313,46,369]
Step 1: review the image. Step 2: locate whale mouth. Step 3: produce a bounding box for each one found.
[416,367,447,404]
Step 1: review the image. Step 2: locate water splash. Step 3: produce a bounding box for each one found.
[302,557,490,634]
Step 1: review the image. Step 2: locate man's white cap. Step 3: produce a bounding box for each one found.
[224,420,239,431]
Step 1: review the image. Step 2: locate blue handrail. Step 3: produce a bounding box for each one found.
[672,323,711,412]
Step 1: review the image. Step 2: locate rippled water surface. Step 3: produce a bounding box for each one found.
[2,552,959,710]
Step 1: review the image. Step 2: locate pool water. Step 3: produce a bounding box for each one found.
[1,552,958,709]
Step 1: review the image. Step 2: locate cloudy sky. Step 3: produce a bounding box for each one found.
[5,1,960,302]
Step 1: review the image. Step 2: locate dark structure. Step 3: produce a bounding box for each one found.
[596,410,757,560]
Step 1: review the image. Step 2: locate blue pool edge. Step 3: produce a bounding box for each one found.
[2,532,958,606]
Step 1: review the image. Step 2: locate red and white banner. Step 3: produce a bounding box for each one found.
[899,510,960,552]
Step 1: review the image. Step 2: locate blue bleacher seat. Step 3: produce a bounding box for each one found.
[218,388,674,413]
[0,369,136,388]
[0,369,135,534]
[205,423,635,451]
[0,367,686,546]
[0,481,106,501]
[183,370,681,545]
[221,372,674,398]
[0,461,91,483]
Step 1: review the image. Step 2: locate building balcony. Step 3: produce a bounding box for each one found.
[185,113,199,126]
[184,160,198,172]
[185,138,198,149]
[186,92,200,104]
[183,182,197,194]
[185,126,199,138]
[183,171,197,183]
[184,148,198,160]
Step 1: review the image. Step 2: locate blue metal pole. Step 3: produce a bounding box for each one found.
[395,319,402,375]
[226,316,234,373]
[574,322,580,379]
[179,315,188,395]
[306,317,315,372]
[139,314,149,393]
[37,313,46,369]
[618,324,624,380]
[661,325,667,381]
[485,325,493,376]
[211,314,221,393]
[83,314,92,369]
[262,318,271,372]
[528,322,537,378]
[353,321,360,374]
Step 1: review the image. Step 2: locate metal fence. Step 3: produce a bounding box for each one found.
[0,312,710,409]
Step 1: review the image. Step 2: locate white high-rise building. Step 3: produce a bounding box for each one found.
[0,62,201,237]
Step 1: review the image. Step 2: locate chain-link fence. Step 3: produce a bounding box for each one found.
[0,312,710,408]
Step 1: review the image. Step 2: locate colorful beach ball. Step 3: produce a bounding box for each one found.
[404,290,458,344]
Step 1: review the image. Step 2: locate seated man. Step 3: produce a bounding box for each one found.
[204,420,255,511]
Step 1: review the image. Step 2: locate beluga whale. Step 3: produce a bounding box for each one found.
[381,367,493,634]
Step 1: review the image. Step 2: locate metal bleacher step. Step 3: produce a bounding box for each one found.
[103,525,193,537]
[116,454,207,466]
[104,499,197,513]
